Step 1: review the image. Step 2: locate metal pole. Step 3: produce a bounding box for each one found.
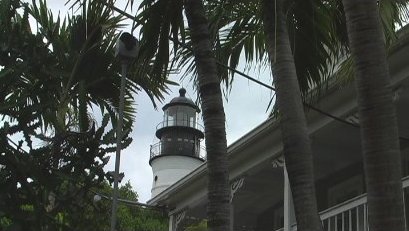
[110,61,128,231]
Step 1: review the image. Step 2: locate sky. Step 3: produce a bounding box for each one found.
[31,0,274,202]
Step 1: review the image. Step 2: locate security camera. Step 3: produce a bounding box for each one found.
[115,32,139,59]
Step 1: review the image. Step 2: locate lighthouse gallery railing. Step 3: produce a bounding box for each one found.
[150,141,207,162]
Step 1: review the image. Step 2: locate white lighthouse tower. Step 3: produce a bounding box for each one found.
[149,88,205,198]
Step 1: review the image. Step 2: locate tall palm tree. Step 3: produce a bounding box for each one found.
[341,0,407,230]
[261,0,324,230]
[97,0,231,230]
[184,1,230,230]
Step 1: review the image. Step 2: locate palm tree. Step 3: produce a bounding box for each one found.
[261,0,324,230]
[184,1,230,230]
[108,0,231,230]
[82,0,230,230]
[341,0,406,230]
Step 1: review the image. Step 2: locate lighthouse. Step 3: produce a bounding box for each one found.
[149,88,205,198]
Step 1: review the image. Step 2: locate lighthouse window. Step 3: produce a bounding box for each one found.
[154,175,158,182]
[177,138,182,141]
[165,107,176,126]
[176,108,189,126]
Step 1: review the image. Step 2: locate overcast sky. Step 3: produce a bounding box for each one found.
[36,0,274,202]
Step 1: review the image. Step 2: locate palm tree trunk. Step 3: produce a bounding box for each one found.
[341,1,405,230]
[262,0,323,230]
[184,0,230,230]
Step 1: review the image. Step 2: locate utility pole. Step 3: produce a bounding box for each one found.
[110,32,139,231]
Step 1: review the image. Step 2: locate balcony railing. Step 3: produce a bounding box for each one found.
[150,141,206,162]
[319,193,368,231]
[156,120,204,132]
[275,176,409,231]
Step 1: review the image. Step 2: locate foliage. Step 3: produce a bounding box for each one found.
[0,0,170,230]
[0,113,119,230]
[63,181,168,231]
[187,0,408,106]
[184,220,207,231]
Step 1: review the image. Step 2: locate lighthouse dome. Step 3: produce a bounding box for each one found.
[162,88,200,112]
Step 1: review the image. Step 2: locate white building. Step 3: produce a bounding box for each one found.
[147,27,409,231]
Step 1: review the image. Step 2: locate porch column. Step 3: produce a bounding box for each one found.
[168,214,174,231]
[283,163,295,231]
[273,156,295,231]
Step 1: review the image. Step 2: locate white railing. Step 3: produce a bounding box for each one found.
[274,176,409,231]
[319,194,368,231]
[149,141,206,162]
